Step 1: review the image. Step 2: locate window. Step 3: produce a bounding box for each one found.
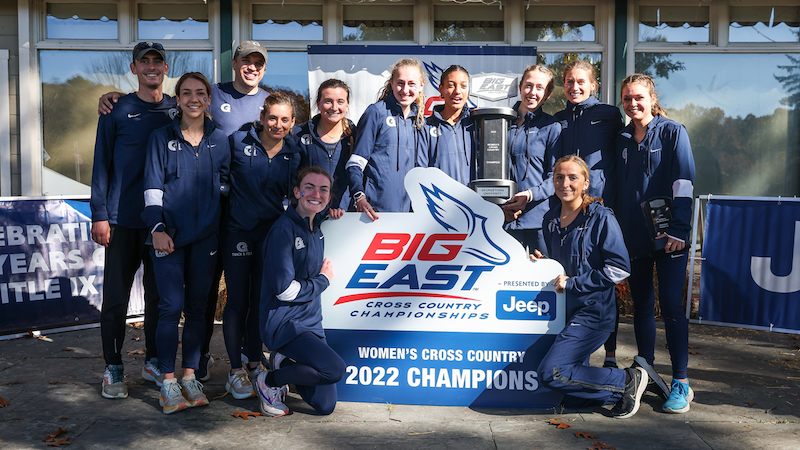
[138,3,209,40]
[434,3,504,42]
[638,4,709,43]
[252,4,323,41]
[525,5,595,42]
[729,6,800,43]
[46,2,117,39]
[343,4,414,42]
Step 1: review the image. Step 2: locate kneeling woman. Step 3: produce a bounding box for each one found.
[256,167,345,417]
[536,155,643,419]
[143,72,230,414]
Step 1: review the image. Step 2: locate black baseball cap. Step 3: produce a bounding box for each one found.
[133,42,166,62]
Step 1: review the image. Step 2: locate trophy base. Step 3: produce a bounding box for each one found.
[650,235,669,256]
[470,179,517,205]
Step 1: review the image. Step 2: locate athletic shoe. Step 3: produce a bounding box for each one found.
[255,371,289,417]
[249,364,268,392]
[197,353,214,382]
[159,378,188,414]
[226,369,255,399]
[662,379,694,414]
[609,367,648,419]
[633,356,671,401]
[241,352,249,365]
[269,351,287,372]
[603,360,619,369]
[180,374,209,408]
[142,358,163,387]
[101,365,128,399]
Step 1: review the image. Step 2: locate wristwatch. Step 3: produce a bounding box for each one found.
[353,192,366,203]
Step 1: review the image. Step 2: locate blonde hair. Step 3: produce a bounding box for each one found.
[377,58,426,130]
[553,154,603,213]
[520,65,555,99]
[620,73,669,118]
[563,59,598,97]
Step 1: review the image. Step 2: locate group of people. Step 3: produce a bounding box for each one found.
[90,41,695,420]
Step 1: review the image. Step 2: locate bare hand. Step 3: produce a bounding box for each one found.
[320,258,334,280]
[502,207,521,222]
[657,234,685,253]
[99,92,122,115]
[152,231,174,255]
[91,221,112,247]
[356,198,379,221]
[502,192,529,212]
[552,275,569,294]
[529,249,544,260]
[328,208,345,220]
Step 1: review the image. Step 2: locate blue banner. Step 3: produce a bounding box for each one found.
[699,198,800,332]
[0,199,104,334]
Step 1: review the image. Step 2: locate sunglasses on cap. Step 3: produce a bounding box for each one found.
[134,42,164,51]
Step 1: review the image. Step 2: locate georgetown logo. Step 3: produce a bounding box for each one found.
[232,241,252,257]
[471,73,518,101]
[430,126,441,138]
[168,108,178,120]
[386,117,396,127]
[301,134,312,145]
[221,103,232,113]
[622,148,628,163]
[167,140,179,152]
[237,242,249,252]
[243,145,256,157]
[295,237,305,250]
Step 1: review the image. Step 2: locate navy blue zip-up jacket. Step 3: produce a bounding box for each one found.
[260,205,329,351]
[544,201,631,332]
[417,105,475,186]
[91,93,176,228]
[346,94,419,212]
[142,117,230,248]
[554,95,623,209]
[506,104,563,231]
[294,115,356,210]
[615,115,696,260]
[226,122,302,234]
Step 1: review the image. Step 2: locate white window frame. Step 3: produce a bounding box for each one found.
[18,0,220,196]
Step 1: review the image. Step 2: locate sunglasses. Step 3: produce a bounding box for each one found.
[134,42,164,52]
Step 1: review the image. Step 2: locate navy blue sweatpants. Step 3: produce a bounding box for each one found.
[274,332,345,415]
[152,233,218,374]
[629,251,689,380]
[538,322,626,406]
[221,227,268,370]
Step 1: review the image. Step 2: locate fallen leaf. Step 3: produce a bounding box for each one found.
[44,427,68,442]
[688,345,700,349]
[765,406,777,414]
[62,348,73,352]
[718,390,724,394]
[549,419,572,429]
[689,351,701,355]
[408,431,435,436]
[46,436,72,447]
[129,322,144,329]
[0,396,9,407]
[232,412,263,420]
[127,348,146,356]
[746,401,756,406]
[575,431,598,439]
[588,442,616,450]
[131,335,141,341]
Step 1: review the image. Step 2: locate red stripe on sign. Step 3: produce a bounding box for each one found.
[334,292,480,305]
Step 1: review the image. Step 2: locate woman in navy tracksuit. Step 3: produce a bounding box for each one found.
[417,64,475,186]
[500,65,562,256]
[615,74,696,414]
[143,72,230,414]
[256,166,345,417]
[346,58,426,220]
[536,155,646,419]
[554,59,625,368]
[295,79,356,211]
[221,92,302,400]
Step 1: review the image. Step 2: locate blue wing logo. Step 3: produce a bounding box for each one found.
[420,183,510,266]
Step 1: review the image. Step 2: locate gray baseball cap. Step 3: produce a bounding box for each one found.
[234,40,268,63]
[132,42,166,62]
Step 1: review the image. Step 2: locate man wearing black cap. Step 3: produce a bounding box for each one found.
[91,42,177,400]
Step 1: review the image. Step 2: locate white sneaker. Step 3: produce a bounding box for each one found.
[269,351,287,371]
[226,369,255,399]
[249,364,268,392]
[142,358,163,387]
[255,371,289,417]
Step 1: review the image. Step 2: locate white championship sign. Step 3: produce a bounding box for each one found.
[321,168,566,408]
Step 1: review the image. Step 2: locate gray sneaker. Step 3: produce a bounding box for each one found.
[102,365,128,399]
[226,369,255,399]
[142,358,163,387]
[255,371,289,417]
[180,374,209,408]
[249,364,268,392]
[159,378,188,414]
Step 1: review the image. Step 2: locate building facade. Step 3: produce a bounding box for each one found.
[2,0,799,198]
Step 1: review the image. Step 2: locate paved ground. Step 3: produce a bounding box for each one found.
[1,319,799,449]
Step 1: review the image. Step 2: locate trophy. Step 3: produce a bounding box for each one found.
[469,107,518,205]
[641,197,673,255]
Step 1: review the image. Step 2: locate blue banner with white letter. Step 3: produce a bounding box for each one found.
[699,198,800,333]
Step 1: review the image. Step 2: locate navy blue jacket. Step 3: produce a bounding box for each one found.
[554,95,623,209]
[260,206,329,350]
[91,93,176,228]
[142,118,230,248]
[294,115,356,210]
[544,201,631,332]
[506,105,563,231]
[346,94,419,212]
[225,123,303,234]
[615,115,696,260]
[417,105,475,186]
[210,82,268,136]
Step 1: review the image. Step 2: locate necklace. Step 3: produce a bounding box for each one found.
[181,127,203,146]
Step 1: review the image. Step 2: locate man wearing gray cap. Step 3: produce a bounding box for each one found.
[91,41,176,400]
